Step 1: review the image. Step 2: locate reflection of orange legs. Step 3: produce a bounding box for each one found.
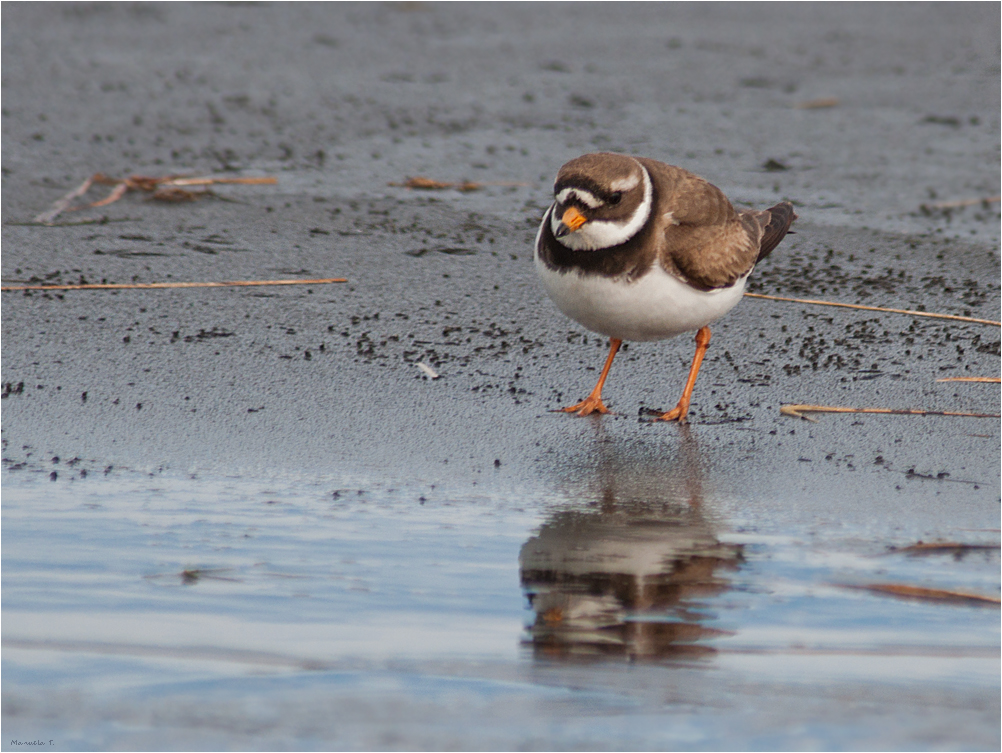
[656,326,711,423]
[561,338,622,416]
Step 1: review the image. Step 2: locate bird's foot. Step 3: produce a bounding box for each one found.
[651,402,689,423]
[559,395,611,416]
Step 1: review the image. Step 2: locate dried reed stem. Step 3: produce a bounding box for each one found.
[936,376,1000,383]
[781,404,1000,422]
[744,292,1000,327]
[844,583,1000,605]
[2,278,346,292]
[923,196,1000,210]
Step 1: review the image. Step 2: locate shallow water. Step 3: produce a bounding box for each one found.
[4,454,998,751]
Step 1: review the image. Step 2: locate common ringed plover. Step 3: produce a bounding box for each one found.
[535,152,796,422]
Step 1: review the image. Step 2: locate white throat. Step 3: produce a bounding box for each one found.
[550,164,653,251]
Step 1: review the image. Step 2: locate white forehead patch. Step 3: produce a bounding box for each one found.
[609,174,640,192]
[555,187,603,209]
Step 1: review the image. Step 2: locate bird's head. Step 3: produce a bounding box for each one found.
[549,153,653,251]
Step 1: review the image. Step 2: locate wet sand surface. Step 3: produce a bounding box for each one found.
[2,3,1000,750]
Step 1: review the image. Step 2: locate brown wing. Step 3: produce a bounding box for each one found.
[640,160,762,290]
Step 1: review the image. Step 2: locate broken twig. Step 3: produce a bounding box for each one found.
[6,216,138,227]
[33,173,277,224]
[890,541,999,555]
[921,196,1000,211]
[842,583,1000,606]
[781,404,1000,422]
[32,175,99,224]
[794,97,840,109]
[143,568,240,584]
[1,278,346,292]
[416,362,440,379]
[744,292,1000,327]
[388,176,527,192]
[936,376,1000,384]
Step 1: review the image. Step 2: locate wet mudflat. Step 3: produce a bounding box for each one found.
[2,3,1000,751]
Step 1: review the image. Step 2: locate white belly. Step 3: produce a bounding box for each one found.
[535,258,747,342]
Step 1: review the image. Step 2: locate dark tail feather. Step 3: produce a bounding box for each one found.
[756,202,797,263]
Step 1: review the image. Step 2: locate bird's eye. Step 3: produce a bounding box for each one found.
[608,192,622,206]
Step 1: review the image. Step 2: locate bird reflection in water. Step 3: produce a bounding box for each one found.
[519,428,741,661]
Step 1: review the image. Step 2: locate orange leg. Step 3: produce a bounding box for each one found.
[561,338,622,416]
[656,326,711,423]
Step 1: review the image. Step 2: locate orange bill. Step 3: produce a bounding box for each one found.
[560,205,588,232]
